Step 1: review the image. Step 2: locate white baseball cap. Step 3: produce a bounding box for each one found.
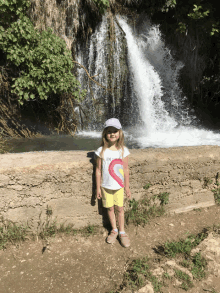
[104,118,122,129]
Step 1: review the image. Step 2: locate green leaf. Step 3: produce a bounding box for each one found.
[24,93,29,100]
[1,0,85,105]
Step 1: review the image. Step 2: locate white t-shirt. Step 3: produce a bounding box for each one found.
[95,146,130,190]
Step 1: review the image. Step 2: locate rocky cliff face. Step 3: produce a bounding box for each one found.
[28,0,130,129]
[29,0,78,50]
[29,0,101,50]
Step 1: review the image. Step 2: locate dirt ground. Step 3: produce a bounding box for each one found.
[1,205,220,293]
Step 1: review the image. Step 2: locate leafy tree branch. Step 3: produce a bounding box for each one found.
[0,0,86,105]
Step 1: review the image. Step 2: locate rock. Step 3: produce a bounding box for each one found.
[165,260,193,281]
[136,281,154,293]
[7,184,23,191]
[0,174,9,187]
[173,279,182,287]
[151,267,164,277]
[191,232,220,277]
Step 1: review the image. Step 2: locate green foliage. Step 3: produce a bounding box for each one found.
[122,257,162,292]
[125,198,149,226]
[176,4,212,35]
[212,188,220,205]
[58,223,76,235]
[177,22,187,34]
[175,269,191,282]
[175,269,193,291]
[163,272,171,279]
[203,177,213,187]
[93,0,109,14]
[0,0,86,105]
[161,0,176,12]
[125,193,168,226]
[213,224,220,234]
[0,220,29,250]
[191,252,207,280]
[211,23,219,36]
[110,231,209,293]
[0,0,30,14]
[155,192,169,205]
[46,206,53,216]
[80,225,98,237]
[39,221,57,239]
[0,0,31,27]
[180,259,191,268]
[143,183,151,189]
[163,232,208,258]
[155,0,219,37]
[188,4,209,20]
[132,257,149,274]
[174,253,206,290]
[39,220,97,240]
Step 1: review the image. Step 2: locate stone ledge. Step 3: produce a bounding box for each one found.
[0,146,219,231]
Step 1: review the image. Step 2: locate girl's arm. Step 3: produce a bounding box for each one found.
[96,156,102,199]
[122,156,131,198]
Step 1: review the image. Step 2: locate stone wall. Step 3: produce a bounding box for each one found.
[0,146,219,231]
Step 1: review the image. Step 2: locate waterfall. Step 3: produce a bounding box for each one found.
[76,15,130,131]
[138,23,194,125]
[76,17,109,130]
[77,15,220,148]
[118,17,178,135]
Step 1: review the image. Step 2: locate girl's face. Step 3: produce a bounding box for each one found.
[106,127,120,144]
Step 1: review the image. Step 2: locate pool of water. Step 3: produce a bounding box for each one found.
[5,132,139,153]
[4,125,220,153]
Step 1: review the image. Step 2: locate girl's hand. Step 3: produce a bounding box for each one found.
[125,187,131,199]
[97,188,102,199]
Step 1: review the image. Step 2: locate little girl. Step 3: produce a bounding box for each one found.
[95,118,131,248]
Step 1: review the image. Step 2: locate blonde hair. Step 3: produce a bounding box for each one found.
[100,128,125,160]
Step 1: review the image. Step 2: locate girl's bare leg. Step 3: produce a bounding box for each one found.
[115,206,125,232]
[107,206,117,230]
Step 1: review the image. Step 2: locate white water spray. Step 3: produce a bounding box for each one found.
[117,17,178,135]
[117,17,220,148]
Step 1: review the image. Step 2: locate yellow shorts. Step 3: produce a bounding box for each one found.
[101,187,124,208]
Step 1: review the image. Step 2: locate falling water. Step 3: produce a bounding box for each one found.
[77,16,220,148]
[76,15,130,130]
[116,16,220,148]
[117,17,178,135]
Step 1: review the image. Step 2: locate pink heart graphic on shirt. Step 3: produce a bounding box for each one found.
[108,159,124,188]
